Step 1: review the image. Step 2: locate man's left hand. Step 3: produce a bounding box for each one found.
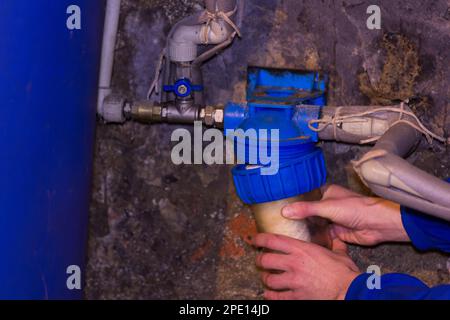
[252,233,360,300]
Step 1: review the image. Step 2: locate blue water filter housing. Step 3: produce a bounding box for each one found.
[0,1,105,299]
[225,67,328,205]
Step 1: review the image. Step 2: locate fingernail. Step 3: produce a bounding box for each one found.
[282,206,294,217]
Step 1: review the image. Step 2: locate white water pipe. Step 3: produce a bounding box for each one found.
[169,0,239,62]
[97,0,121,115]
[169,20,233,62]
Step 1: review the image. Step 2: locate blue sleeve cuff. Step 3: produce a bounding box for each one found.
[346,273,450,300]
[400,178,450,253]
[401,206,450,253]
[345,273,371,300]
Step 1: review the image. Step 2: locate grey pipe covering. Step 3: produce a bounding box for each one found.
[205,0,216,11]
[318,105,420,144]
[362,123,450,221]
[206,0,237,12]
[372,122,420,156]
[319,106,450,220]
[375,152,450,206]
[369,183,450,222]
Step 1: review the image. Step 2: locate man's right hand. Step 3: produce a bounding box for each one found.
[282,185,410,246]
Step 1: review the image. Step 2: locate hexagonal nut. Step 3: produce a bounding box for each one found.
[204,106,215,126]
[213,108,224,125]
[151,105,163,122]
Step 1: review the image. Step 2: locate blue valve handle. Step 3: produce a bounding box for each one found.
[163,78,203,98]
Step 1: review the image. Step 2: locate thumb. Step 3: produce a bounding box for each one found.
[282,199,341,222]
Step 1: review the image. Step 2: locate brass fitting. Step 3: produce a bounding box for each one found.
[127,100,224,127]
[130,101,165,123]
[200,105,224,128]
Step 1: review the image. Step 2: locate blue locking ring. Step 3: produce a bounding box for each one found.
[232,147,327,205]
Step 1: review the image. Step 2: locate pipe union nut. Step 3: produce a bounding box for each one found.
[204,106,215,126]
[203,106,224,127]
[102,94,126,123]
[169,42,198,62]
[214,108,224,126]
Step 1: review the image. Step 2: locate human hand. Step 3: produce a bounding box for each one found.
[253,233,359,300]
[282,184,410,246]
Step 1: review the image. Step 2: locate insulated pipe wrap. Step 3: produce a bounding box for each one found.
[370,183,450,222]
[318,105,420,144]
[205,0,217,11]
[217,0,237,12]
[374,153,450,208]
[206,0,237,12]
[372,123,420,157]
[356,123,450,221]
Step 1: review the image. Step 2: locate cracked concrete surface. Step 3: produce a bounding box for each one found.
[86,0,450,299]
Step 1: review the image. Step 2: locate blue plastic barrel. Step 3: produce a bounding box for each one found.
[0,0,105,299]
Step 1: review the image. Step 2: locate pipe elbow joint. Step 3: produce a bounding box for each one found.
[358,157,420,196]
[359,159,391,187]
[169,25,202,62]
[169,20,233,62]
